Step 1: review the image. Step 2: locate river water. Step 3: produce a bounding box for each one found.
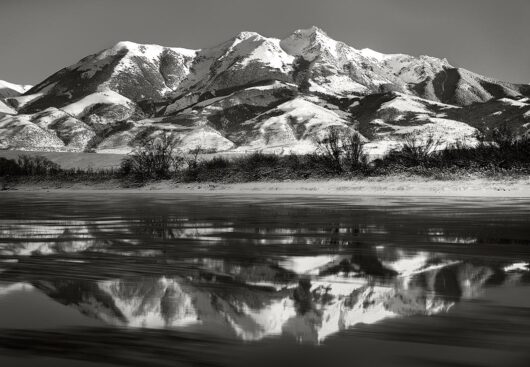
[0,193,529,366]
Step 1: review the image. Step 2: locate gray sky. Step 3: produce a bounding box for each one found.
[1,0,529,85]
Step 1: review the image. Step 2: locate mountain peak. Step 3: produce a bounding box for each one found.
[285,26,333,45]
[111,40,139,50]
[293,26,328,38]
[280,26,338,58]
[234,31,262,40]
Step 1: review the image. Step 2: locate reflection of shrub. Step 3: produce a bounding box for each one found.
[120,135,183,180]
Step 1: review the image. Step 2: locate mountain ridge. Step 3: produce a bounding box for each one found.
[1,26,529,153]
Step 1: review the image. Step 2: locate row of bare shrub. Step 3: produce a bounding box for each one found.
[379,126,530,171]
[2,125,528,182]
[113,126,530,181]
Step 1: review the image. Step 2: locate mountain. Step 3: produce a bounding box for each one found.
[1,27,529,153]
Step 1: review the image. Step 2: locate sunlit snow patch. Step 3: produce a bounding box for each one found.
[61,91,134,117]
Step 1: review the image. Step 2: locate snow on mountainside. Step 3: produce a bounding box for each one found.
[0,108,94,151]
[0,80,33,115]
[0,100,16,115]
[0,27,529,153]
[0,80,32,99]
[13,41,196,115]
[235,97,362,154]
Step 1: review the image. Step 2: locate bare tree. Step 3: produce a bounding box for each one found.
[186,145,204,170]
[341,132,367,171]
[315,127,367,172]
[400,133,441,164]
[316,127,343,172]
[121,134,183,179]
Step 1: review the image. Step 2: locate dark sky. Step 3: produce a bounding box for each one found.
[1,0,529,85]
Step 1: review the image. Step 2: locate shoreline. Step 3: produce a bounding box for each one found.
[2,176,530,198]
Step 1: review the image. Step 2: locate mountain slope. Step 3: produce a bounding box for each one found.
[0,27,528,153]
[14,42,196,114]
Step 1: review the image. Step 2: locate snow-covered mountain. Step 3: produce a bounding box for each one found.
[1,27,529,153]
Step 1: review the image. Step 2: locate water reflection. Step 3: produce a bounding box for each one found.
[2,248,529,343]
[0,216,508,258]
[0,194,529,366]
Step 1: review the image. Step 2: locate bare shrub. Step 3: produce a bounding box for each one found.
[341,132,367,172]
[120,135,183,180]
[182,146,205,181]
[398,133,441,165]
[186,146,205,171]
[490,124,516,147]
[315,127,367,173]
[316,127,343,172]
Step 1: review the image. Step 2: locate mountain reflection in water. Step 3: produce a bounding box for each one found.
[0,194,529,366]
